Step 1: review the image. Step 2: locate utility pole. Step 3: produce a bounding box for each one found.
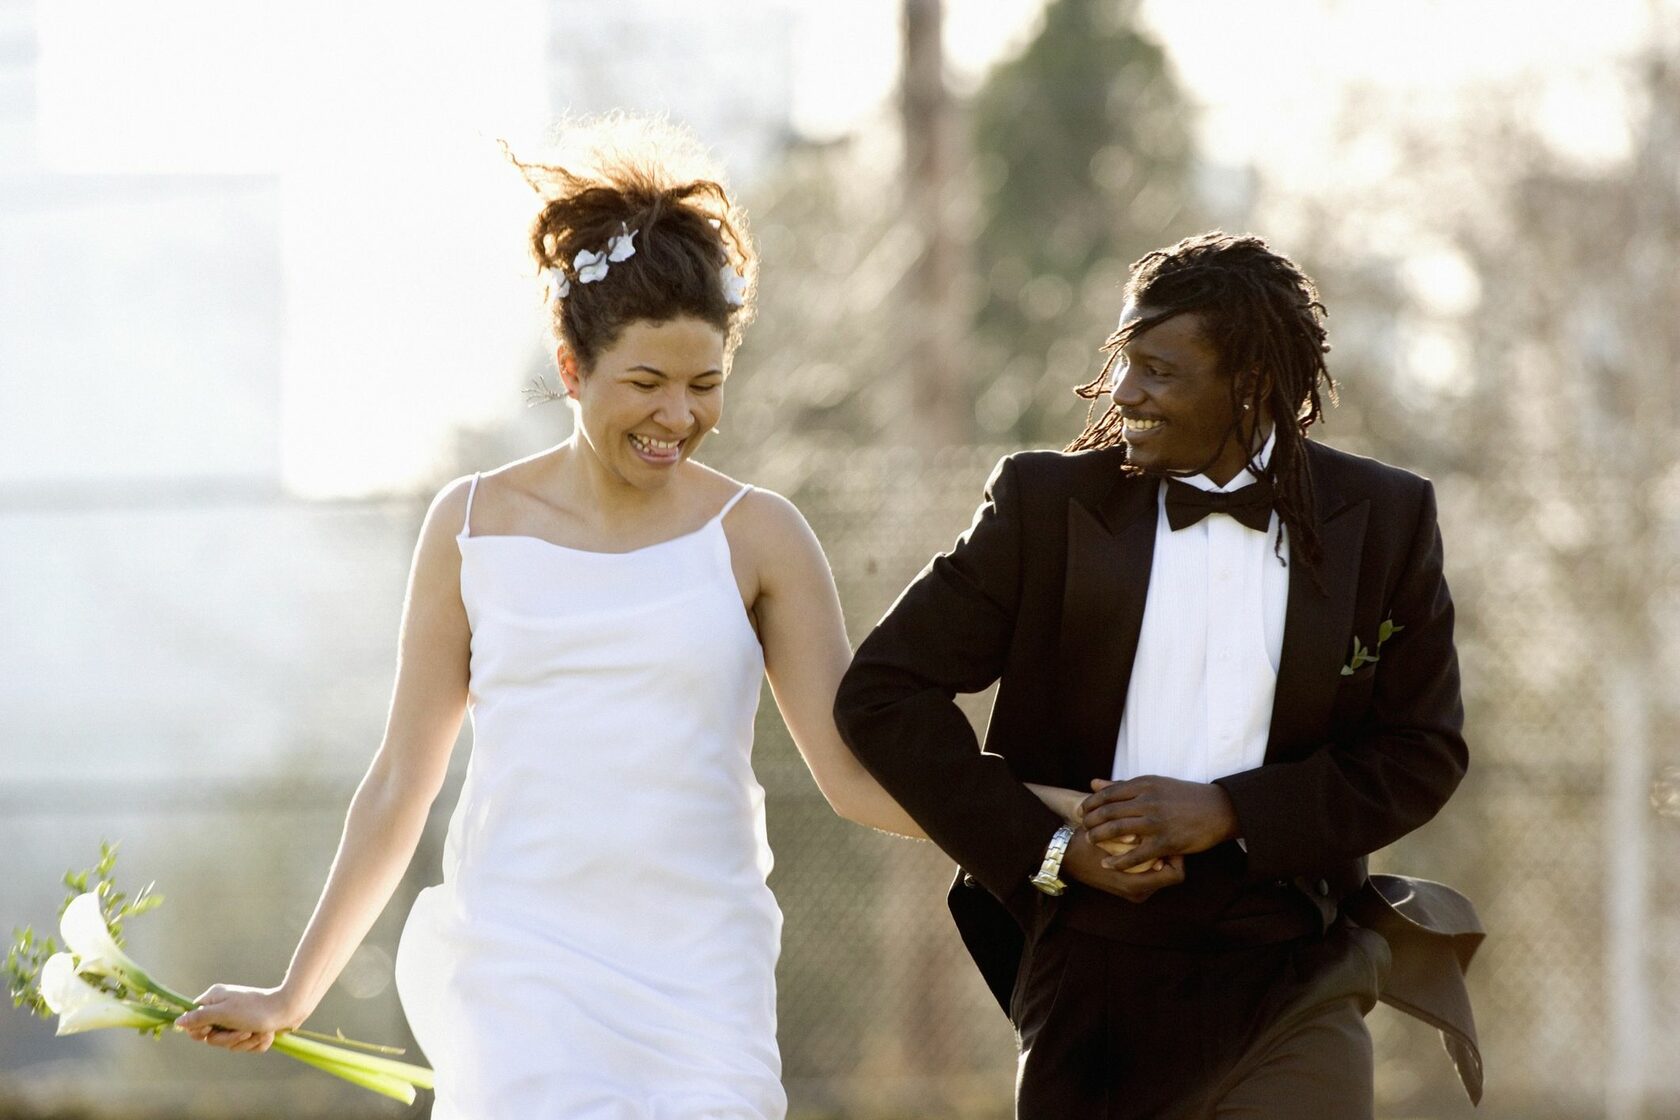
[900,0,970,446]
[1604,29,1678,1120]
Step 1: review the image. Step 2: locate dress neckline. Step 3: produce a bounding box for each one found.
[458,486,748,558]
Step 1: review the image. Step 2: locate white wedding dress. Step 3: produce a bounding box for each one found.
[394,476,785,1119]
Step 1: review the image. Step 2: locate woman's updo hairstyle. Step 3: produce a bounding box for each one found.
[503,114,757,374]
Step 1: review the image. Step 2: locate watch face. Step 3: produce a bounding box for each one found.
[1030,873,1066,896]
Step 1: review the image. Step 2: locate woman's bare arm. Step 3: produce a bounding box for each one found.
[176,478,474,1052]
[741,492,1090,840]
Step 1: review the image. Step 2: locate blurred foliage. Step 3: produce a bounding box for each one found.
[968,0,1197,443]
[1254,39,1680,1120]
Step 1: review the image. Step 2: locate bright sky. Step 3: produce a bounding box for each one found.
[29,0,1657,496]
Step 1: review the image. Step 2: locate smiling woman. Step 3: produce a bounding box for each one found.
[481,117,758,548]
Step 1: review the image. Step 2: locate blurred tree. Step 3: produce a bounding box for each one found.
[1260,30,1680,1120]
[902,0,971,447]
[969,0,1197,444]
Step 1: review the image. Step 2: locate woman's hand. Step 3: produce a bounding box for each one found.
[1026,783,1157,870]
[175,984,306,1054]
[1080,775,1240,871]
[1025,783,1085,826]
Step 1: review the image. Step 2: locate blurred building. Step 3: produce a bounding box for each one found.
[0,0,419,788]
[0,2,808,1112]
[0,0,421,1104]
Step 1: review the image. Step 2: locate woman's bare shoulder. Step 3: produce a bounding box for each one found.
[718,481,823,575]
[475,446,565,492]
[422,474,478,536]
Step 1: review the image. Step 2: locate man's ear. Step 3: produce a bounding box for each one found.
[1238,368,1272,400]
[555,345,582,399]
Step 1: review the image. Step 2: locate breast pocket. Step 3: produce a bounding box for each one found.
[1331,662,1378,725]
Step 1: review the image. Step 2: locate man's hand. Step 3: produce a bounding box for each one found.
[1060,828,1185,903]
[1079,776,1240,872]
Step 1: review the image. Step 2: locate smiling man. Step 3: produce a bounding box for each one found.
[836,232,1480,1118]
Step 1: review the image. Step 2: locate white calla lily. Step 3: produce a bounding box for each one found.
[38,953,83,1016]
[59,893,139,980]
[16,853,433,1103]
[58,892,191,1007]
[38,953,164,1036]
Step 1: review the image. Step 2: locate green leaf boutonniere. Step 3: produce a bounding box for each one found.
[1342,617,1403,676]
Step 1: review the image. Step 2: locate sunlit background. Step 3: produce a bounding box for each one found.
[3,0,1678,1117]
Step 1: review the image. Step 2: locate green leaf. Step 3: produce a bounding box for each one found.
[1378,619,1394,643]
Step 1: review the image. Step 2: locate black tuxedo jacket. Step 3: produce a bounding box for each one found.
[835,439,1469,1007]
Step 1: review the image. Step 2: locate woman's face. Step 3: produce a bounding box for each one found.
[560,316,727,490]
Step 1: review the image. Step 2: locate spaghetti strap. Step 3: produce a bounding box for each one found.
[717,484,753,519]
[461,473,482,539]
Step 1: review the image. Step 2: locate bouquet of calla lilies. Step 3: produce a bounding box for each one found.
[5,843,434,1104]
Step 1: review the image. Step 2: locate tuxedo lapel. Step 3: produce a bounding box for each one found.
[1058,474,1159,786]
[1267,447,1370,758]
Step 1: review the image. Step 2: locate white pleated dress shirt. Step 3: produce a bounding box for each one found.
[1111,431,1290,784]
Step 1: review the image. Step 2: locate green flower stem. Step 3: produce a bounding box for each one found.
[288,1026,407,1054]
[276,1044,417,1104]
[126,968,196,1012]
[274,1032,436,1089]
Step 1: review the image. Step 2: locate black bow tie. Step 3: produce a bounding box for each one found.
[1163,477,1275,532]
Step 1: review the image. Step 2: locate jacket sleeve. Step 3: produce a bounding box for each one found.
[1215,479,1469,881]
[834,455,1064,917]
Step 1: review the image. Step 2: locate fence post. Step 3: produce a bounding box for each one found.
[1603,665,1651,1119]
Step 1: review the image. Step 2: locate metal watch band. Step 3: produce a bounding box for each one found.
[1029,824,1075,896]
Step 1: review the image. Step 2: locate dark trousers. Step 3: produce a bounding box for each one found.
[1011,911,1388,1120]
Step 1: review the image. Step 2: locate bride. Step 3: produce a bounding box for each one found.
[175,117,1089,1118]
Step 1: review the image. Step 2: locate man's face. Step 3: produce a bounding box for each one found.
[1107,300,1261,485]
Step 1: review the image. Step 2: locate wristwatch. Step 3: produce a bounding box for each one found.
[1029,824,1076,896]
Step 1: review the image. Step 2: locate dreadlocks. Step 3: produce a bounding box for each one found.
[1067,231,1338,570]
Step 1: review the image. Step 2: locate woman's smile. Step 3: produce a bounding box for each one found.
[628,432,685,465]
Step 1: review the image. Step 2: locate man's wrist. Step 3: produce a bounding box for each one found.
[1210,780,1243,844]
[1029,824,1075,895]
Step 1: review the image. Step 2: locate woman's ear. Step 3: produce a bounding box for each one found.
[555,345,582,399]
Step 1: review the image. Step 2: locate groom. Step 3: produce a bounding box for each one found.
[836,232,1477,1118]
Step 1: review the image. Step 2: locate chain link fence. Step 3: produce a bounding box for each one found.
[3,456,1675,1120]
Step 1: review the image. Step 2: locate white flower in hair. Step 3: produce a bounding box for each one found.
[720,264,749,307]
[546,266,570,301]
[574,248,609,284]
[605,222,637,262]
[575,222,638,284]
